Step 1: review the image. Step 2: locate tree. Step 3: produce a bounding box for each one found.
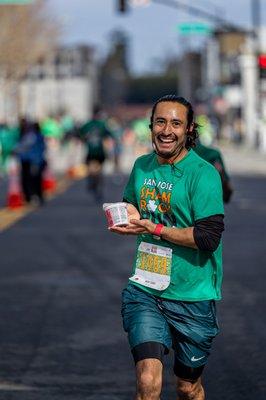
[100,30,130,106]
[126,75,178,104]
[126,56,179,104]
[0,0,59,120]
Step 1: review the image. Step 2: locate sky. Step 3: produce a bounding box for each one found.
[47,0,266,75]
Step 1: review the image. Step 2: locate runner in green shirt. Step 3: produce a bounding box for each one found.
[109,95,224,400]
[194,140,233,203]
[80,106,113,200]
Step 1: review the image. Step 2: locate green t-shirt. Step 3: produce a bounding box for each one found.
[194,142,230,181]
[123,149,224,301]
[80,119,111,158]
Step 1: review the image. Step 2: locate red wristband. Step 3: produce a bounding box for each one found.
[153,224,164,237]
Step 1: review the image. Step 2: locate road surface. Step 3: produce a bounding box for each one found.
[0,173,265,399]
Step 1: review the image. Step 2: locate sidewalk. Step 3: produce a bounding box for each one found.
[219,144,266,176]
[115,142,266,177]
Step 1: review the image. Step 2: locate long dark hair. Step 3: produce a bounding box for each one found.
[149,94,199,149]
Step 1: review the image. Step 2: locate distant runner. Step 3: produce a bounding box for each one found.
[80,106,113,200]
[194,140,233,203]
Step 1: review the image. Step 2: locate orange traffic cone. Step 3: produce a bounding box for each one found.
[6,157,24,209]
[42,167,57,193]
[67,165,76,179]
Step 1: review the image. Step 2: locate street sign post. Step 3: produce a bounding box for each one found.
[177,22,213,36]
[0,0,33,4]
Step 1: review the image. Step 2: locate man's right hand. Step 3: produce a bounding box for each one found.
[109,203,142,235]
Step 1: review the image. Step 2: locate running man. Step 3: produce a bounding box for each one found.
[109,95,224,399]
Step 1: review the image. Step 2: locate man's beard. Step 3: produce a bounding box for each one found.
[152,136,186,160]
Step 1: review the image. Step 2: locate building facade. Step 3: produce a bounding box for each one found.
[0,45,97,123]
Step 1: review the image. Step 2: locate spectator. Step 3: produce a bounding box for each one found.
[15,119,46,205]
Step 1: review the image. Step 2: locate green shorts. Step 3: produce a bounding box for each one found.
[121,283,219,368]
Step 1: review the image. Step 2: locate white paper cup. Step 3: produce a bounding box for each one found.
[103,202,128,227]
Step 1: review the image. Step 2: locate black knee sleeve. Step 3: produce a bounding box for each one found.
[174,358,205,382]
[132,342,169,364]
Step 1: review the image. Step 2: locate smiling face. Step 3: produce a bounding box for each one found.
[151,101,190,163]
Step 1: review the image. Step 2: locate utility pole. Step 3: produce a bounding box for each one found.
[252,0,261,38]
[252,0,261,146]
[240,0,261,148]
[251,0,261,55]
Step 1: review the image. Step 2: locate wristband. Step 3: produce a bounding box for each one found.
[153,224,164,237]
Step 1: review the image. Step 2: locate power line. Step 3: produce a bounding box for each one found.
[152,0,246,32]
[197,0,223,12]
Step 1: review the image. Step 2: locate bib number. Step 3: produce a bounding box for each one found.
[129,242,172,291]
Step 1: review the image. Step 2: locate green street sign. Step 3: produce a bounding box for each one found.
[177,22,213,36]
[0,0,33,4]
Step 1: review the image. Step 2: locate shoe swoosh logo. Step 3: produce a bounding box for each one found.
[191,356,205,362]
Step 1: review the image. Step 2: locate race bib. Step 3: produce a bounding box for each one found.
[129,241,172,291]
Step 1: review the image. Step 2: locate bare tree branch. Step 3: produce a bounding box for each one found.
[0,0,60,81]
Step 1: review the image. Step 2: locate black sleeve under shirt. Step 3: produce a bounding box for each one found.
[193,214,224,252]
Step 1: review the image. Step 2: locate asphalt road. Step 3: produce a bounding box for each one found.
[0,173,265,400]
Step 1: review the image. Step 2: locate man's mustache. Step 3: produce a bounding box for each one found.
[156,133,178,141]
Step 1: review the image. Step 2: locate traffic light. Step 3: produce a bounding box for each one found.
[118,0,127,13]
[258,54,266,79]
